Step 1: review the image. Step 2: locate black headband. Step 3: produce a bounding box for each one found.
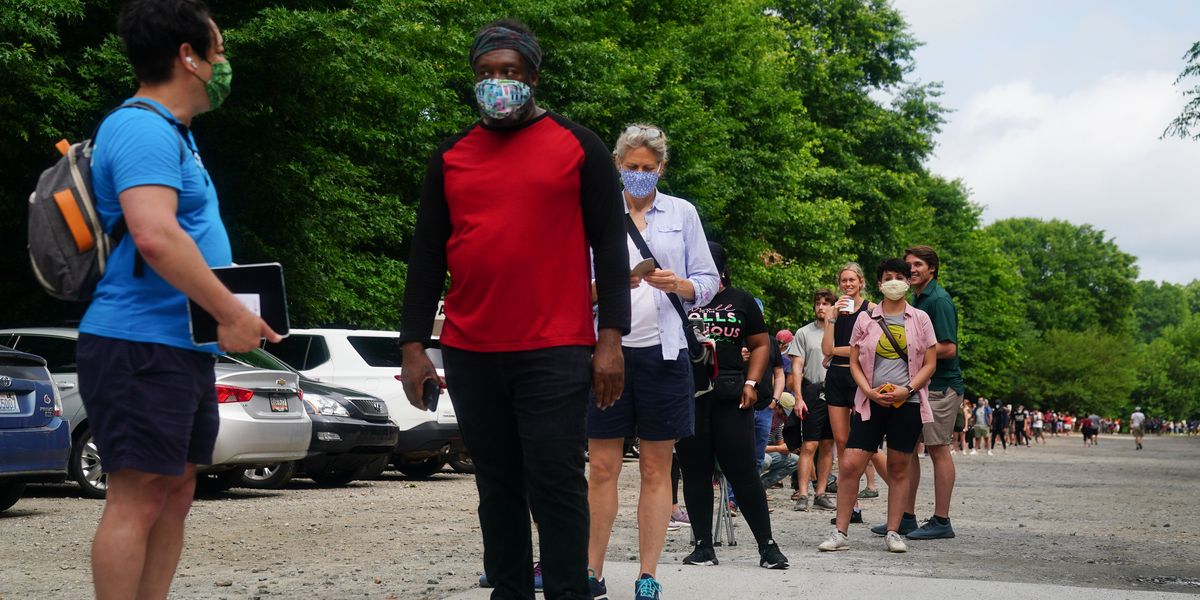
[470,25,542,71]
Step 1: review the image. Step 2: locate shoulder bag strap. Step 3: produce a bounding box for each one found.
[873,315,908,363]
[624,214,701,356]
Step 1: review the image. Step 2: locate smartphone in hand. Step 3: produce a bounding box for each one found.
[422,378,441,412]
[631,257,656,278]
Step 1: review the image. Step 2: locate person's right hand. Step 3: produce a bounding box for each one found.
[796,399,810,420]
[217,308,281,353]
[630,274,643,289]
[592,329,625,410]
[398,342,443,410]
[739,384,757,409]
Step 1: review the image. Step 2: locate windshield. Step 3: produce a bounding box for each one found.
[222,348,298,373]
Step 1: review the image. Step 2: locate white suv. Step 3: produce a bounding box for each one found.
[263,328,464,476]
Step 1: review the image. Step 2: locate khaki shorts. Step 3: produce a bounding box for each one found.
[1131,427,1144,437]
[921,388,961,446]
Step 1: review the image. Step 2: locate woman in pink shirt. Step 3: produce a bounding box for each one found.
[818,258,938,554]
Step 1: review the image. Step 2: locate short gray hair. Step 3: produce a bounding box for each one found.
[613,123,669,163]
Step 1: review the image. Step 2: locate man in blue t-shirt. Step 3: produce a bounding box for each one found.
[77,3,279,598]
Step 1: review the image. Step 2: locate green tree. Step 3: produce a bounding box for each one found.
[1134,314,1200,419]
[1013,329,1139,416]
[1131,280,1191,344]
[986,218,1138,336]
[1164,41,1200,141]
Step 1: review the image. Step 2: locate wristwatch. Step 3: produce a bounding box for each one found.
[904,384,915,395]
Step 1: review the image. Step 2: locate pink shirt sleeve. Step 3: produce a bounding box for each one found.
[849,311,869,349]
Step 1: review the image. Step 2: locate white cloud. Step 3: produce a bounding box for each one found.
[930,72,1200,284]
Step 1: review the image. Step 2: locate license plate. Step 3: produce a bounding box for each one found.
[0,394,18,413]
[269,395,289,413]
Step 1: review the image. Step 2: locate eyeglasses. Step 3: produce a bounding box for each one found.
[624,125,662,139]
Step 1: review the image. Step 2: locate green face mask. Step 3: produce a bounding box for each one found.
[200,59,232,111]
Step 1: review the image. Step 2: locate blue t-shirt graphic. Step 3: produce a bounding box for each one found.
[80,98,232,352]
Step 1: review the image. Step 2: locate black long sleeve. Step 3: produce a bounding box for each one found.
[397,137,456,344]
[555,115,631,335]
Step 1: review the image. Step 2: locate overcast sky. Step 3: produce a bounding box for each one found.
[890,0,1200,284]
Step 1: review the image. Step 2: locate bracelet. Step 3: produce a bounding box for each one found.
[745,379,757,387]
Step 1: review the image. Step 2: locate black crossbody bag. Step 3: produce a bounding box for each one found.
[623,214,715,396]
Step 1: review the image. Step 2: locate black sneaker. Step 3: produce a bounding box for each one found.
[682,543,719,566]
[759,540,789,569]
[831,510,863,525]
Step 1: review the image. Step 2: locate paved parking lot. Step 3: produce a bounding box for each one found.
[1,435,1198,599]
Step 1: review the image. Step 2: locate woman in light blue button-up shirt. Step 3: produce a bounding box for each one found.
[586,124,719,596]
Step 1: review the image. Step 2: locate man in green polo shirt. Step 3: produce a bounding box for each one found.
[898,245,963,540]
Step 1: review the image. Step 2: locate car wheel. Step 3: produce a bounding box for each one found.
[0,482,26,512]
[240,462,297,490]
[309,469,361,487]
[448,456,475,474]
[396,457,444,479]
[70,426,108,499]
[195,469,243,494]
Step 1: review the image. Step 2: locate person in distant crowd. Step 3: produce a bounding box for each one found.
[398,19,631,600]
[894,245,963,541]
[77,3,281,598]
[1082,414,1100,447]
[951,398,966,454]
[761,393,799,489]
[786,289,837,512]
[1031,408,1046,444]
[821,262,884,521]
[678,242,789,570]
[777,329,796,394]
[816,258,938,554]
[584,123,719,600]
[1012,404,1029,447]
[989,400,1009,454]
[971,398,991,455]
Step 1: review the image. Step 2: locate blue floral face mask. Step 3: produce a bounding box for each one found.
[620,168,661,198]
[474,78,531,120]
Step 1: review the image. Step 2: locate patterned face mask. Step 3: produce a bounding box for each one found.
[620,168,661,198]
[474,78,531,120]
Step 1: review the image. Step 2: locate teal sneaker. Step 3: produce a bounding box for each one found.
[634,573,662,600]
[870,514,918,536]
[906,517,956,540]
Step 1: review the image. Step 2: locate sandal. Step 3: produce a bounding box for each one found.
[791,490,804,501]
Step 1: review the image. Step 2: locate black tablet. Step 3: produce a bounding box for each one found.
[188,263,290,345]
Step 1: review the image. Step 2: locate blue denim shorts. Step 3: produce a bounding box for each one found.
[587,345,694,441]
[76,334,219,476]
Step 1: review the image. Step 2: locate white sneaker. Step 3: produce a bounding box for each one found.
[885,531,908,553]
[987,450,994,456]
[969,449,977,455]
[817,530,850,552]
[950,449,957,455]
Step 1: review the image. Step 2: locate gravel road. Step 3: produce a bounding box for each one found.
[1,434,1197,599]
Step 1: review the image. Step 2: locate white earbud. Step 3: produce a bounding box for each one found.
[186,56,198,68]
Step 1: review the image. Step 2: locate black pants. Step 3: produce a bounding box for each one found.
[676,392,774,549]
[1014,426,1026,445]
[991,428,1007,449]
[443,345,593,600]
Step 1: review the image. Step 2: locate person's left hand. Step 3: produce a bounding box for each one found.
[880,386,911,406]
[643,268,679,293]
[740,384,757,409]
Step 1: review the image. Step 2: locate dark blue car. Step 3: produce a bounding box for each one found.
[0,345,70,512]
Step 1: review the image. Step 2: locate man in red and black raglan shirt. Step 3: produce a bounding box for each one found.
[398,19,630,600]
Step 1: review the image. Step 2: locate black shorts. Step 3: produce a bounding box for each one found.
[823,366,855,409]
[847,402,922,454]
[586,345,694,441]
[800,381,833,442]
[76,334,219,476]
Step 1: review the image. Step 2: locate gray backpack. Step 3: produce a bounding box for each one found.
[28,101,185,301]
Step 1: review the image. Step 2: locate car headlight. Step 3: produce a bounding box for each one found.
[303,394,350,417]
